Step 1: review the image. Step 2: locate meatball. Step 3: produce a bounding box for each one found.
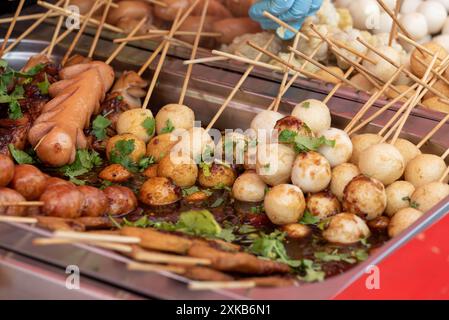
[256,143,296,186]
[157,154,198,187]
[232,170,267,202]
[217,131,247,164]
[358,143,405,185]
[291,151,332,193]
[410,42,448,78]
[322,213,371,244]
[307,191,341,220]
[11,164,47,200]
[410,182,449,212]
[0,187,27,216]
[99,164,132,182]
[250,110,283,138]
[155,104,195,135]
[274,115,313,141]
[363,46,401,82]
[264,184,306,225]
[78,186,109,217]
[350,133,382,165]
[198,163,236,188]
[330,163,360,201]
[116,109,155,143]
[106,133,146,163]
[172,127,214,162]
[0,154,14,187]
[405,154,447,188]
[343,175,387,220]
[385,181,416,217]
[318,128,353,167]
[393,138,421,166]
[388,207,424,238]
[146,132,180,162]
[281,223,311,239]
[103,186,138,215]
[139,177,181,206]
[40,184,84,219]
[291,99,331,134]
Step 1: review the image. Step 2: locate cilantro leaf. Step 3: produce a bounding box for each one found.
[92,115,111,140]
[182,186,201,197]
[210,197,225,208]
[37,73,50,95]
[142,117,155,136]
[8,99,23,119]
[199,162,211,177]
[300,210,320,225]
[299,259,325,282]
[60,149,102,181]
[8,144,34,164]
[160,119,174,134]
[0,59,7,69]
[278,129,336,153]
[302,101,310,108]
[109,139,136,171]
[138,156,155,172]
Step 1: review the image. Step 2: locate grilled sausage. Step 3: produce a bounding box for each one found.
[0,187,27,216]
[10,164,47,200]
[78,185,109,217]
[212,18,262,44]
[40,184,84,219]
[103,185,138,215]
[0,154,14,187]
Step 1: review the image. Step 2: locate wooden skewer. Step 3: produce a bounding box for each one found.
[113,31,222,43]
[323,62,359,105]
[188,280,256,290]
[205,35,276,132]
[47,0,69,59]
[0,201,44,207]
[183,56,229,65]
[127,262,186,274]
[0,12,59,24]
[378,93,416,138]
[0,0,26,57]
[262,11,309,41]
[132,246,211,266]
[441,148,449,161]
[88,0,113,58]
[37,1,124,33]
[53,230,141,244]
[438,162,449,182]
[33,238,133,253]
[3,0,65,54]
[61,0,105,65]
[142,9,183,109]
[344,66,404,133]
[178,0,210,105]
[211,50,282,71]
[41,27,72,55]
[105,17,147,65]
[0,216,38,224]
[416,113,449,148]
[331,39,376,65]
[388,0,402,46]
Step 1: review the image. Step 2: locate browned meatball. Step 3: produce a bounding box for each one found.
[99,164,132,182]
[306,191,341,220]
[367,216,390,230]
[0,187,27,216]
[11,164,47,200]
[198,163,236,188]
[40,185,84,219]
[274,115,313,142]
[103,186,138,215]
[45,177,74,189]
[78,186,109,217]
[0,155,14,187]
[139,177,181,206]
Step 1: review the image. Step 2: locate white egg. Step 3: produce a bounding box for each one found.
[348,0,381,30]
[291,99,331,134]
[291,151,332,193]
[399,12,428,40]
[264,184,306,225]
[318,128,353,167]
[400,0,423,14]
[322,213,371,244]
[417,1,448,34]
[256,143,296,186]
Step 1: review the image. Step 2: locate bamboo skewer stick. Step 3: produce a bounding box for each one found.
[3,0,65,54]
[0,201,44,207]
[178,0,209,105]
[183,56,229,65]
[262,11,309,41]
[105,17,147,65]
[441,148,449,160]
[113,31,222,43]
[388,0,402,46]
[0,12,59,24]
[188,281,256,290]
[37,1,124,33]
[323,63,358,105]
[344,66,404,133]
[47,0,69,59]
[88,0,113,58]
[132,247,211,266]
[331,39,376,64]
[396,33,442,62]
[33,238,133,253]
[142,9,183,109]
[0,216,38,224]
[205,35,275,132]
[61,0,106,65]
[416,113,449,148]
[40,27,72,55]
[127,262,186,274]
[53,230,141,244]
[378,94,415,137]
[211,50,282,71]
[438,162,449,182]
[0,0,26,57]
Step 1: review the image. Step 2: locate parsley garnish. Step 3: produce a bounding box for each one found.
[299,210,320,225]
[60,149,102,183]
[37,73,50,95]
[109,139,136,171]
[8,144,34,164]
[250,204,264,214]
[210,197,225,208]
[142,117,155,136]
[298,259,325,282]
[302,101,310,108]
[0,85,24,119]
[160,119,175,134]
[92,115,111,140]
[182,186,201,197]
[199,162,211,177]
[278,129,335,153]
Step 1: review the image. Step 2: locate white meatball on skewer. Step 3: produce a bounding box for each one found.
[330,163,360,201]
[393,138,422,166]
[256,143,296,186]
[318,128,353,167]
[388,207,424,238]
[410,181,449,212]
[350,133,382,165]
[155,104,195,135]
[307,191,341,220]
[232,171,267,202]
[291,99,331,135]
[322,213,371,244]
[250,110,283,138]
[291,151,332,193]
[264,184,306,225]
[385,181,416,217]
[404,154,448,187]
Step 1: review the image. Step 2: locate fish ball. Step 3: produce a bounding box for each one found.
[330,163,361,201]
[291,151,332,193]
[291,99,331,134]
[322,213,371,244]
[264,184,306,225]
[385,181,416,217]
[318,128,353,167]
[388,207,424,237]
[404,154,447,187]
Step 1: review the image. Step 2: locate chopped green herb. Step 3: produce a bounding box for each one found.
[213,182,231,192]
[250,204,264,214]
[60,149,102,181]
[0,85,24,120]
[410,201,420,209]
[199,162,211,177]
[210,197,225,208]
[0,59,7,69]
[142,117,155,136]
[109,139,136,171]
[92,115,111,140]
[99,180,114,190]
[182,186,201,197]
[279,129,336,153]
[300,210,320,225]
[314,250,357,264]
[302,101,310,108]
[116,95,123,101]
[298,259,325,282]
[138,156,155,171]
[8,144,34,164]
[160,119,175,134]
[108,215,122,229]
[317,218,330,231]
[37,73,50,95]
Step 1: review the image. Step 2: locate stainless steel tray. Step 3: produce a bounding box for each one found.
[1,36,449,300]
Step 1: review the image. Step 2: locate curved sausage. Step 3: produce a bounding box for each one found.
[78,185,109,217]
[28,61,114,167]
[107,1,153,25]
[154,0,232,21]
[10,164,47,200]
[177,16,219,48]
[40,184,84,219]
[111,71,148,109]
[0,187,27,216]
[103,185,138,215]
[0,154,14,187]
[212,18,262,44]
